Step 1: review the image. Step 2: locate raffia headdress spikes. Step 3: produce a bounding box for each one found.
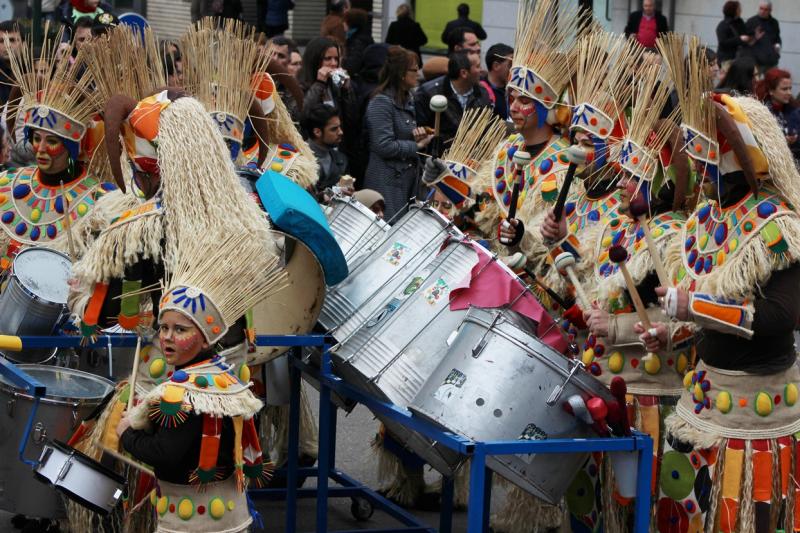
[508,0,589,111]
[7,23,99,160]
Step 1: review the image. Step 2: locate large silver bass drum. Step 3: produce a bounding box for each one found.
[324,195,390,270]
[0,366,114,518]
[319,205,455,340]
[0,247,71,363]
[409,307,615,504]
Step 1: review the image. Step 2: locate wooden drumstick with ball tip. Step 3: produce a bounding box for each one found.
[629,197,670,287]
[552,145,591,222]
[608,245,659,362]
[554,252,590,309]
[429,94,448,157]
[500,151,531,244]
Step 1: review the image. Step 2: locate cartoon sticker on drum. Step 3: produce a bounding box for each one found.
[423,278,449,305]
[383,242,409,266]
[433,368,466,402]
[519,423,548,441]
[403,276,424,295]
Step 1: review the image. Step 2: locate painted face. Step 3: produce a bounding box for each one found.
[431,189,455,219]
[507,88,536,130]
[616,174,640,218]
[32,130,69,174]
[74,27,92,50]
[159,310,209,366]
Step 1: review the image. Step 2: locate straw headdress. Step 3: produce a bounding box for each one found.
[508,0,589,113]
[7,23,100,162]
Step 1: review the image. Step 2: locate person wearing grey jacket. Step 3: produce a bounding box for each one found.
[363,46,433,221]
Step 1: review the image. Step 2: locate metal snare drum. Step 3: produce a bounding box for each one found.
[324,195,390,270]
[0,365,114,518]
[0,248,71,363]
[319,205,456,340]
[34,440,126,515]
[409,307,615,504]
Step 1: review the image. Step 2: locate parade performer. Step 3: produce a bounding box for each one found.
[115,226,287,533]
[569,63,694,532]
[649,33,800,533]
[0,26,118,270]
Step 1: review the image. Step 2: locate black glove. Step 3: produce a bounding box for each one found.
[422,157,447,185]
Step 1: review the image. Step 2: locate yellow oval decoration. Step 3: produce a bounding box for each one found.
[716,391,732,414]
[227,500,236,511]
[693,382,704,403]
[149,489,157,507]
[683,371,695,390]
[149,358,166,379]
[785,383,798,406]
[608,352,624,374]
[30,208,41,222]
[581,348,595,366]
[177,498,194,520]
[214,374,229,389]
[729,238,738,252]
[676,353,688,374]
[0,176,9,186]
[209,497,225,519]
[644,354,661,375]
[686,217,696,231]
[239,364,251,383]
[755,391,773,417]
[156,496,169,516]
[77,203,88,216]
[601,236,612,247]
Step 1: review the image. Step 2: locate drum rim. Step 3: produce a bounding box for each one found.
[0,365,114,406]
[10,247,72,305]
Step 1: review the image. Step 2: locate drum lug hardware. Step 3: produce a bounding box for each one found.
[32,422,47,443]
[472,312,502,358]
[56,459,72,482]
[39,446,53,465]
[546,360,585,406]
[6,397,15,417]
[71,407,79,429]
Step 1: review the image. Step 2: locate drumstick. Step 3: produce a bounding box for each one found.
[429,94,448,158]
[552,145,590,222]
[608,246,652,329]
[553,252,590,309]
[629,201,670,287]
[126,336,142,412]
[59,180,76,260]
[101,445,154,477]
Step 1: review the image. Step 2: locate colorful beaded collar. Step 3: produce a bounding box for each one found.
[677,185,793,283]
[564,189,622,239]
[0,166,115,245]
[491,134,570,213]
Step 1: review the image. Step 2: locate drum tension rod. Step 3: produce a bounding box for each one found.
[546,359,585,406]
[471,311,503,358]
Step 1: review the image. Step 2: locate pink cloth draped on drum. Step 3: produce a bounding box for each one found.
[449,245,568,354]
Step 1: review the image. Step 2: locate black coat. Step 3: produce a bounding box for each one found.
[386,16,428,61]
[716,16,747,62]
[745,14,781,68]
[343,28,375,77]
[623,10,669,40]
[440,17,486,45]
[414,75,492,147]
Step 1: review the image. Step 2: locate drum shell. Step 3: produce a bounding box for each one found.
[0,366,114,518]
[409,307,615,504]
[320,206,455,340]
[324,196,390,269]
[0,275,63,363]
[79,343,137,381]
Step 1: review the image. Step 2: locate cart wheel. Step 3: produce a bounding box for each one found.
[350,497,374,521]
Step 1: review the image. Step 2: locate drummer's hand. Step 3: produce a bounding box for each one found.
[655,286,690,320]
[115,413,132,438]
[584,303,610,337]
[540,210,567,242]
[67,277,78,288]
[499,218,519,244]
[634,321,668,351]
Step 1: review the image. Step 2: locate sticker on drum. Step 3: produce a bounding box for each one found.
[383,242,410,266]
[432,368,466,402]
[13,248,71,304]
[423,278,449,305]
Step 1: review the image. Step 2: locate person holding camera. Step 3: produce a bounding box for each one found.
[299,37,360,177]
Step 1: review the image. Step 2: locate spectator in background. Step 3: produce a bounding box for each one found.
[703,47,721,87]
[271,35,295,70]
[302,103,348,191]
[288,50,302,78]
[480,43,513,120]
[716,1,748,70]
[441,3,486,47]
[353,189,385,220]
[72,16,94,52]
[0,21,22,109]
[300,37,359,175]
[28,0,60,24]
[161,45,184,88]
[756,68,800,162]
[415,51,490,150]
[342,8,374,76]
[745,1,781,74]
[624,0,669,48]
[351,43,389,184]
[364,46,433,221]
[423,26,480,82]
[264,35,301,122]
[385,4,428,65]
[61,0,115,25]
[265,0,292,37]
[716,54,755,95]
[321,0,348,48]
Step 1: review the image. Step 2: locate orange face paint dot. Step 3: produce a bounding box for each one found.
[64,122,72,130]
[212,326,221,334]
[631,156,639,164]
[708,150,717,159]
[694,144,703,153]
[534,85,543,94]
[206,316,214,324]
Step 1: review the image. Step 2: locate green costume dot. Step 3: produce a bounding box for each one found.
[659,450,695,500]
[565,470,594,517]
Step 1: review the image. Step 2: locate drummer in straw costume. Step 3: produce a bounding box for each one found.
[0,26,121,270]
[466,0,587,270]
[114,226,287,533]
[645,33,800,533]
[565,61,695,531]
[180,17,322,484]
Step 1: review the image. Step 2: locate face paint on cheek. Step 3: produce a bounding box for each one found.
[519,103,536,117]
[44,142,67,157]
[173,328,204,354]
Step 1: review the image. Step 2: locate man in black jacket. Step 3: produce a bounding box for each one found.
[624,0,669,48]
[745,1,781,73]
[414,51,491,153]
[441,3,486,47]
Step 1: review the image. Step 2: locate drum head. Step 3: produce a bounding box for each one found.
[248,231,326,365]
[13,248,71,304]
[0,365,114,402]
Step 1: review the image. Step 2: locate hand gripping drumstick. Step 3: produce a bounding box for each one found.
[629,200,670,287]
[608,245,659,362]
[554,252,590,309]
[552,145,590,222]
[500,151,531,244]
[429,94,448,157]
